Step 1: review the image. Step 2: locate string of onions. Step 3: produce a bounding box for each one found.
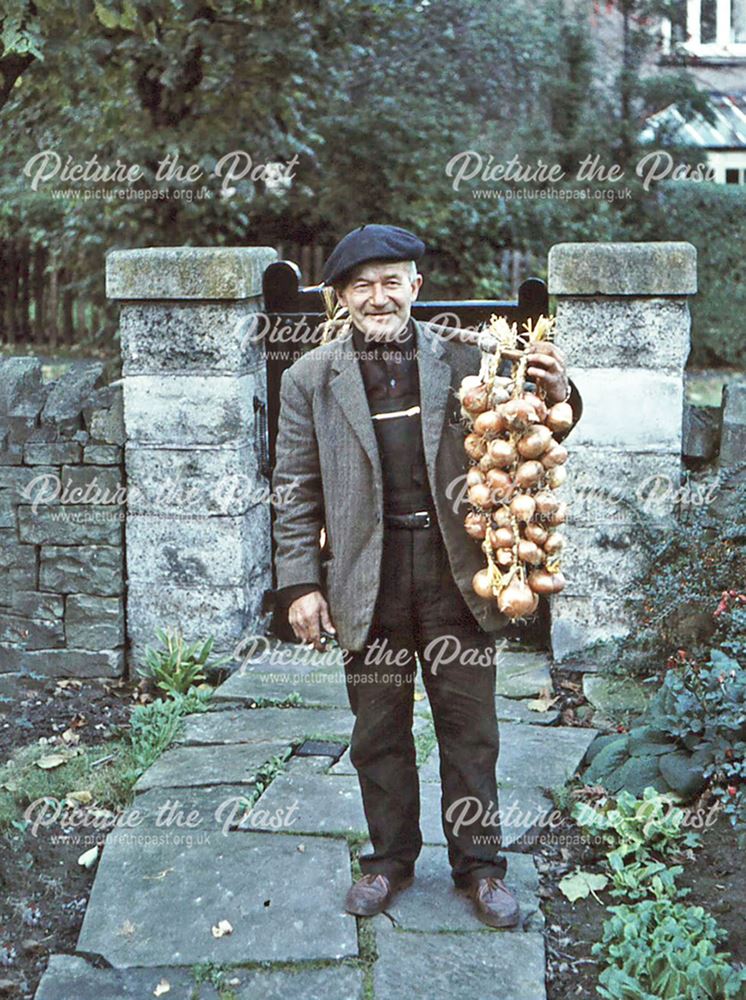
[461,314,572,620]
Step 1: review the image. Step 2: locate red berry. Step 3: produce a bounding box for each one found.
[727,786,737,797]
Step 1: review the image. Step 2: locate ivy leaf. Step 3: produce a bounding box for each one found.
[558,869,609,903]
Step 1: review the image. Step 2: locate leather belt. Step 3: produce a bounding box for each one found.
[383,509,433,529]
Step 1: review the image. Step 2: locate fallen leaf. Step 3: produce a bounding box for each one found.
[78,845,100,868]
[211,919,233,938]
[413,692,425,702]
[67,790,92,805]
[35,753,69,770]
[525,690,560,712]
[558,869,608,903]
[61,729,80,744]
[55,679,82,689]
[118,919,136,937]
[142,868,174,882]
[153,979,171,996]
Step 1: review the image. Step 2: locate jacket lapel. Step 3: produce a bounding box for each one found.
[329,330,382,480]
[413,318,452,488]
[329,319,452,491]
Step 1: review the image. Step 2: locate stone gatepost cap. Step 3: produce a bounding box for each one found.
[106,246,278,300]
[548,242,697,296]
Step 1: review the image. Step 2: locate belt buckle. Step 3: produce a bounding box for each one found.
[414,510,431,528]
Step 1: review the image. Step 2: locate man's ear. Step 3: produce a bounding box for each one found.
[411,273,424,301]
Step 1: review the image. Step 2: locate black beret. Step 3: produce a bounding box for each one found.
[322,224,425,286]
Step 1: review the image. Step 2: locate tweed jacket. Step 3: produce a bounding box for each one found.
[271,318,582,651]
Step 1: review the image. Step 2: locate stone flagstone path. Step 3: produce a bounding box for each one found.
[34,643,599,1000]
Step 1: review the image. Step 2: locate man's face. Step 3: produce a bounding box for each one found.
[336,260,423,341]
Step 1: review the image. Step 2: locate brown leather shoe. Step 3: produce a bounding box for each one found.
[464,876,521,928]
[344,872,413,916]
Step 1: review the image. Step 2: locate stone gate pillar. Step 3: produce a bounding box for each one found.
[547,242,697,662]
[106,246,277,670]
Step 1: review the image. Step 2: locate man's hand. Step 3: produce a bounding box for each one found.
[526,340,570,406]
[288,590,336,651]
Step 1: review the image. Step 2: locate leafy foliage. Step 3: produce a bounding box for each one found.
[593,899,746,1000]
[137,627,231,696]
[572,786,701,861]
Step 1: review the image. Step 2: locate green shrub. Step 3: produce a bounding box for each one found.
[571,787,701,862]
[137,628,231,697]
[593,899,746,1000]
[639,182,746,369]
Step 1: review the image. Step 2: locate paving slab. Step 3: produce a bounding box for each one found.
[495,694,560,726]
[34,954,211,1000]
[122,784,259,833]
[373,923,546,1000]
[215,651,350,707]
[76,830,357,966]
[236,771,367,837]
[328,715,431,775]
[495,652,553,698]
[176,706,353,745]
[418,723,597,847]
[377,844,543,932]
[133,741,289,792]
[35,954,364,1000]
[418,723,596,786]
[583,674,651,715]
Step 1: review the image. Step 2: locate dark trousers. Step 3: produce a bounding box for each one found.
[341,519,507,887]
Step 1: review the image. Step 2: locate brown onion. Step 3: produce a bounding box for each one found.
[546,465,567,489]
[549,571,566,593]
[496,548,513,567]
[487,438,517,468]
[492,505,512,528]
[548,501,568,525]
[527,569,555,594]
[486,471,514,502]
[472,568,494,598]
[468,483,494,510]
[462,385,490,415]
[541,442,568,468]
[503,398,538,427]
[547,401,574,433]
[514,461,544,489]
[525,522,548,546]
[466,467,485,488]
[510,494,536,522]
[473,409,505,437]
[491,526,514,549]
[529,569,566,594]
[464,433,487,461]
[517,539,543,565]
[523,392,548,422]
[489,387,511,406]
[464,512,487,540]
[543,532,565,555]
[498,579,538,618]
[517,424,552,459]
[534,492,559,516]
[460,375,482,395]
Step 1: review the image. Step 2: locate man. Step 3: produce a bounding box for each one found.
[271,224,582,927]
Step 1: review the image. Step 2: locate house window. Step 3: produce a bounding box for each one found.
[725,168,742,182]
[734,0,746,41]
[701,0,717,42]
[673,0,746,54]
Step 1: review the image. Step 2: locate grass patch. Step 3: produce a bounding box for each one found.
[414,718,437,767]
[0,688,213,832]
